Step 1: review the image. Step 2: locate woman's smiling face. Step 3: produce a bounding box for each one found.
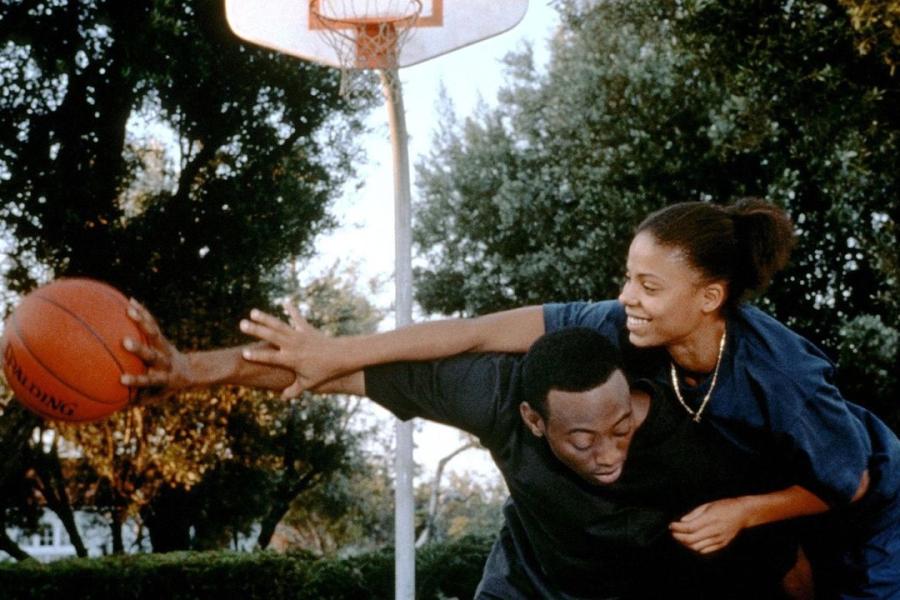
[617,231,719,349]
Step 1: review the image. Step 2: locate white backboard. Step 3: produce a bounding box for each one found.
[225,0,529,69]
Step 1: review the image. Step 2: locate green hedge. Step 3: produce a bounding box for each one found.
[0,534,493,600]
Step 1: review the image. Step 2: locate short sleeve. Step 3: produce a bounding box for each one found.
[363,354,522,449]
[783,380,872,506]
[543,300,624,342]
[721,306,874,507]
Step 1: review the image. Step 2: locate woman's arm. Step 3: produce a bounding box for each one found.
[669,486,826,554]
[121,298,544,397]
[239,303,545,396]
[669,472,869,554]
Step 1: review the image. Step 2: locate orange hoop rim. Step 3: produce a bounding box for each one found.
[309,0,442,30]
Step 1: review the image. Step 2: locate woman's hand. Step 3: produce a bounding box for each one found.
[669,497,750,554]
[239,302,346,399]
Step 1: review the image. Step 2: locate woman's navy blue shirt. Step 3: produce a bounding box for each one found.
[544,300,900,525]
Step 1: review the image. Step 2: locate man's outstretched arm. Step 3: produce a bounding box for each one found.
[122,296,537,406]
[121,297,513,444]
[316,372,366,396]
[120,298,296,393]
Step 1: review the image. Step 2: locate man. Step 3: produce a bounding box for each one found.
[342,328,798,598]
[123,307,801,598]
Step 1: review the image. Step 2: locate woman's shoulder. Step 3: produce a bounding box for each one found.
[730,304,836,396]
[734,305,830,355]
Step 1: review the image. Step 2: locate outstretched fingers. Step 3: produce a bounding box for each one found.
[121,369,172,388]
[283,300,311,331]
[280,379,306,400]
[239,303,336,397]
[240,310,302,374]
[122,298,169,389]
[239,309,295,346]
[280,303,313,399]
[122,337,170,369]
[240,344,285,365]
[127,298,161,342]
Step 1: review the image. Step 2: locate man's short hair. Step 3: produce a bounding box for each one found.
[521,327,623,419]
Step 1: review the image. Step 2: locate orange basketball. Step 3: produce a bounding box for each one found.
[1,278,146,422]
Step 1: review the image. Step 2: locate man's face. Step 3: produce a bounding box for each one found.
[521,370,636,485]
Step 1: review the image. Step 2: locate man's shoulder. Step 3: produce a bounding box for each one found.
[363,353,525,446]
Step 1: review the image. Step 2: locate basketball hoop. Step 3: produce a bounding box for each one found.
[222,3,530,597]
[309,0,423,95]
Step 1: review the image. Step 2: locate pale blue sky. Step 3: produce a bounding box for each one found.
[307,1,558,304]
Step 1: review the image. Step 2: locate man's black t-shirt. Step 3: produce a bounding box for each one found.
[365,354,796,599]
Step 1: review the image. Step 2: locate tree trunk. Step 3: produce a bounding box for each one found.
[257,468,321,549]
[31,435,88,557]
[0,405,39,489]
[256,499,290,550]
[416,441,477,548]
[0,510,32,562]
[56,502,88,557]
[141,486,192,552]
[110,508,125,554]
[256,405,323,550]
[0,407,39,562]
[0,527,31,562]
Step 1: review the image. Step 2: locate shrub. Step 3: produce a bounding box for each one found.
[0,534,494,600]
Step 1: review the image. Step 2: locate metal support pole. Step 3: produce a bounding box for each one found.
[381,68,415,600]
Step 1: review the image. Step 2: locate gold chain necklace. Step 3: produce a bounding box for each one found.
[670,325,726,423]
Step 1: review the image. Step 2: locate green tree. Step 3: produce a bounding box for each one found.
[278,441,397,555]
[840,0,900,73]
[413,3,723,315]
[0,0,373,337]
[836,314,899,430]
[413,0,898,424]
[0,402,41,561]
[427,472,504,543]
[1,0,378,553]
[56,266,383,553]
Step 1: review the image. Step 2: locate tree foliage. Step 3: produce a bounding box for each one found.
[278,440,396,555]
[60,266,382,553]
[0,404,41,561]
[0,0,373,341]
[840,0,900,73]
[419,471,504,544]
[412,0,899,422]
[1,0,380,556]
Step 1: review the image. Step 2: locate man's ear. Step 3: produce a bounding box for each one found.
[520,402,546,438]
[701,281,726,313]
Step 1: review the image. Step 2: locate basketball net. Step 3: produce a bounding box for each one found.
[310,0,423,96]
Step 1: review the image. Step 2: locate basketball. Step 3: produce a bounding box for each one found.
[1,278,146,422]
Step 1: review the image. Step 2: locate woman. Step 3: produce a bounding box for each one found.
[232,198,900,598]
